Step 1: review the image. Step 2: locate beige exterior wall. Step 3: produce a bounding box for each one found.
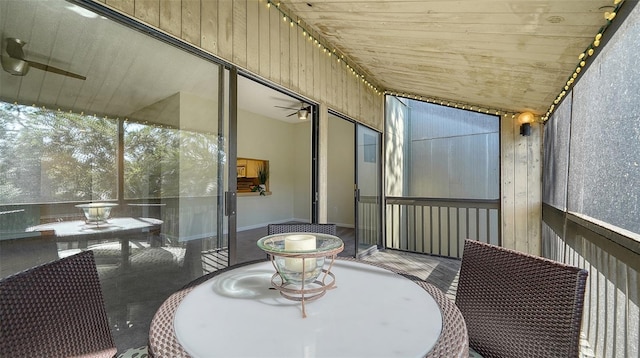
[93,0,541,254]
[95,0,382,131]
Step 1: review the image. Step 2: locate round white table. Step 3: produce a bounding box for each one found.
[172,260,443,358]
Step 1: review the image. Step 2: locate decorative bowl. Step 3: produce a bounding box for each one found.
[75,203,118,224]
[257,233,344,284]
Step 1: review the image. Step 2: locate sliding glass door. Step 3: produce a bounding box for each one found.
[327,113,381,256]
[0,0,230,350]
[355,125,382,255]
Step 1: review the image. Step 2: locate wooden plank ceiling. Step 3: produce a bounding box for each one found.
[281,0,622,118]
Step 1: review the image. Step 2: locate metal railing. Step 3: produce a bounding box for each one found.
[542,204,639,358]
[357,196,381,249]
[385,197,500,258]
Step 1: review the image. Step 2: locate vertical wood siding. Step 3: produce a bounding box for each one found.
[501,116,542,254]
[92,0,540,254]
[96,0,383,130]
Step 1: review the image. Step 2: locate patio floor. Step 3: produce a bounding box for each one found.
[111,225,597,357]
[235,225,461,299]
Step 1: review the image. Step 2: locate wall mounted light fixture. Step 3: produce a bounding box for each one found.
[518,112,534,136]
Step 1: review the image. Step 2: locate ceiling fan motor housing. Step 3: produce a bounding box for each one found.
[1,55,30,76]
[2,37,85,79]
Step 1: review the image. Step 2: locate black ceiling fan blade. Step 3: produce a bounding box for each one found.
[286,112,297,117]
[27,60,86,80]
[6,38,27,60]
[274,105,299,110]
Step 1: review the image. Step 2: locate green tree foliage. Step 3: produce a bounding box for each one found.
[0,103,117,203]
[123,123,221,199]
[1,101,222,205]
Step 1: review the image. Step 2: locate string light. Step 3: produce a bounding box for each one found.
[270,0,629,114]
[384,91,515,118]
[543,0,626,121]
[265,0,381,95]
[4,101,187,131]
[262,0,563,113]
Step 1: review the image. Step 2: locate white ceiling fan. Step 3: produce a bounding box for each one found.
[275,102,311,120]
[1,37,86,80]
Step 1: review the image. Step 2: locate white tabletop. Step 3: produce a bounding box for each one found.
[174,260,443,358]
[26,217,162,237]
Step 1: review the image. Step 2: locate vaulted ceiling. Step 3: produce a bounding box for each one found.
[281,0,625,118]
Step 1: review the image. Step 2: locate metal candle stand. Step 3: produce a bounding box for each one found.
[257,234,344,318]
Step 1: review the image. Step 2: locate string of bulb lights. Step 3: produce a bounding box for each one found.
[267,0,627,123]
[7,102,183,132]
[542,0,625,122]
[389,0,627,123]
[265,1,512,117]
[11,1,627,126]
[265,0,382,96]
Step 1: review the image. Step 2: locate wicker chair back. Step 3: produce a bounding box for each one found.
[267,223,337,236]
[455,239,588,358]
[0,250,117,358]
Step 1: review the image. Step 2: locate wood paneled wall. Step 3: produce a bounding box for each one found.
[91,0,541,254]
[501,116,542,255]
[94,0,383,131]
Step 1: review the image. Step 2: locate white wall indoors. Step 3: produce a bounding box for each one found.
[236,109,311,230]
[292,122,312,222]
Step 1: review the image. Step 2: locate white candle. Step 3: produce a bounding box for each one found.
[88,204,106,219]
[284,234,316,272]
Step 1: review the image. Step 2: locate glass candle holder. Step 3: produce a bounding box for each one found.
[257,233,344,317]
[75,203,118,224]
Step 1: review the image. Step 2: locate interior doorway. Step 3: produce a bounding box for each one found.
[233,75,315,263]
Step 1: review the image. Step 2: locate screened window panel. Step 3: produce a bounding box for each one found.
[542,93,572,211]
[567,4,640,236]
[0,105,117,204]
[384,96,410,197]
[408,101,499,200]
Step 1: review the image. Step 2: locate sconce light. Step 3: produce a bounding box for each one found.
[297,108,309,121]
[518,112,534,136]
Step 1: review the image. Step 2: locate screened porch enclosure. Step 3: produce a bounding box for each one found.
[0,0,639,356]
[538,9,640,352]
[385,97,501,258]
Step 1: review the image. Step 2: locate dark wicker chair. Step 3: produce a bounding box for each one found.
[0,250,117,358]
[267,223,337,236]
[0,230,58,279]
[455,239,588,358]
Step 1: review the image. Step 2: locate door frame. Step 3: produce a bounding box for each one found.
[327,110,384,257]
